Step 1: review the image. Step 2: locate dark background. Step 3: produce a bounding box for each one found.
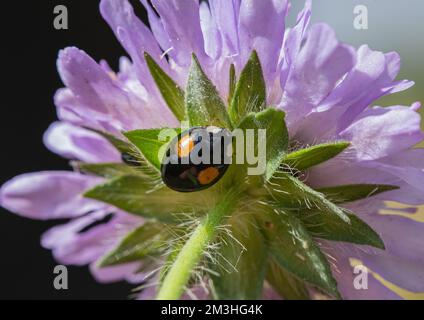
[0,0,148,299]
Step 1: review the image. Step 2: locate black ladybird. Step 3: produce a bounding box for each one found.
[161,126,232,192]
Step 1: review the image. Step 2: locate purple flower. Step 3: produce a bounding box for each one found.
[1,0,423,299]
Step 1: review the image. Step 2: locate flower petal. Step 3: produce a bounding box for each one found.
[328,245,402,300]
[42,210,140,266]
[43,122,120,163]
[361,253,424,293]
[238,0,289,83]
[279,0,312,89]
[99,0,165,85]
[149,0,208,67]
[90,261,145,284]
[0,172,102,220]
[57,47,177,130]
[298,46,413,142]
[208,0,240,57]
[359,212,424,266]
[199,1,222,60]
[340,105,424,160]
[282,23,356,133]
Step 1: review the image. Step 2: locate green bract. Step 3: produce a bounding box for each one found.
[83,52,394,300]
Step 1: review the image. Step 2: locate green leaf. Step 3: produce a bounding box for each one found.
[237,108,289,181]
[316,184,399,204]
[144,52,185,121]
[75,162,142,179]
[229,51,266,125]
[228,63,236,105]
[185,54,232,129]
[84,175,214,223]
[270,173,350,223]
[299,209,385,249]
[266,260,310,300]
[124,128,180,171]
[210,214,268,299]
[99,222,170,267]
[282,142,350,171]
[258,207,340,298]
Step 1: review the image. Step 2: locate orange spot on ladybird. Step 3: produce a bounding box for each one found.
[177,135,194,158]
[198,167,220,185]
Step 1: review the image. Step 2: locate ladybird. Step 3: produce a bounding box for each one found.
[161,126,232,192]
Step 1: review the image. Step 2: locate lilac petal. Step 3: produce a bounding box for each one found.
[280,0,312,89]
[208,0,240,57]
[326,244,401,300]
[99,0,166,84]
[43,122,120,163]
[54,88,123,134]
[199,1,222,60]
[0,172,102,220]
[137,283,158,300]
[139,0,171,54]
[57,47,139,130]
[57,47,177,130]
[361,253,424,293]
[358,213,424,266]
[282,23,356,133]
[42,210,141,266]
[150,0,207,68]
[376,149,424,194]
[340,105,424,160]
[90,262,145,284]
[374,164,424,196]
[379,147,424,168]
[42,210,112,265]
[238,0,289,84]
[315,46,389,114]
[297,46,413,142]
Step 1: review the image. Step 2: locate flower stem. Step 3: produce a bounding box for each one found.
[156,190,238,300]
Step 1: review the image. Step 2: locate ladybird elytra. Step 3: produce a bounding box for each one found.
[176,135,195,158]
[198,167,220,185]
[161,126,232,192]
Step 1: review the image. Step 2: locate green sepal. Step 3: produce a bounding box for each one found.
[299,209,385,249]
[74,162,143,179]
[228,63,236,106]
[99,222,170,267]
[84,175,214,223]
[266,259,310,300]
[124,128,180,171]
[257,206,340,298]
[144,52,185,121]
[317,184,399,204]
[269,172,350,223]
[210,214,268,300]
[229,51,266,125]
[237,108,289,181]
[185,54,233,129]
[282,142,350,171]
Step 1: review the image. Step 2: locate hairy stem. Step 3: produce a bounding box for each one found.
[156,190,239,300]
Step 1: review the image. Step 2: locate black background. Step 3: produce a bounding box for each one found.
[0,0,149,300]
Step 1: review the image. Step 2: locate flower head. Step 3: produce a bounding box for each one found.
[1,0,423,299]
